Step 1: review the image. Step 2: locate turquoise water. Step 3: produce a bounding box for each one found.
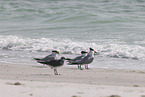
[0,0,145,69]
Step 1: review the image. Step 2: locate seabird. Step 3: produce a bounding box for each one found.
[66,51,88,69]
[70,48,96,70]
[37,57,65,75]
[34,50,59,66]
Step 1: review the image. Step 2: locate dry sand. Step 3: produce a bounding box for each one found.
[0,63,145,97]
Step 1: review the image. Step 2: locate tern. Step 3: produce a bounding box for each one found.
[66,51,87,69]
[70,48,96,70]
[37,57,65,75]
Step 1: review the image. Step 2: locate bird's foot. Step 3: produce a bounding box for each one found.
[55,73,61,75]
[78,66,80,69]
[85,65,89,69]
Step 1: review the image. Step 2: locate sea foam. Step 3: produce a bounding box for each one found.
[0,35,145,60]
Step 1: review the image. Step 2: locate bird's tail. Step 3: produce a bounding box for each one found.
[33,58,41,60]
[37,60,45,64]
[67,62,79,65]
[65,58,72,60]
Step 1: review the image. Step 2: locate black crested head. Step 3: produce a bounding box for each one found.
[81,51,87,54]
[89,48,94,51]
[52,50,58,52]
[52,50,59,54]
[61,57,65,59]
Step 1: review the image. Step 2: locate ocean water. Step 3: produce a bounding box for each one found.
[0,0,145,70]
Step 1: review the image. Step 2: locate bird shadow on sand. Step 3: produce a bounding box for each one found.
[31,73,62,76]
[31,74,52,76]
[32,66,48,68]
[67,67,92,70]
[67,68,79,70]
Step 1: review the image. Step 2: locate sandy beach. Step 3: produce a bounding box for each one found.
[0,63,145,97]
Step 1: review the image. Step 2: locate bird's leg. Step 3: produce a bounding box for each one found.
[54,68,58,75]
[78,65,80,69]
[85,65,89,69]
[80,65,83,70]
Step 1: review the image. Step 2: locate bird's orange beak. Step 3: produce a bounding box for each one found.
[94,51,97,53]
[56,51,60,54]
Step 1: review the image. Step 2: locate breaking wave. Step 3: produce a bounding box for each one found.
[0,35,145,60]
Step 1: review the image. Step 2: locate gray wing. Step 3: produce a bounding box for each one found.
[40,54,55,61]
[73,55,94,64]
[38,59,64,67]
[72,55,83,61]
[68,55,84,64]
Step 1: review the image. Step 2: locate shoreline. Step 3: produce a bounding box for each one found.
[0,63,145,97]
[0,63,145,87]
